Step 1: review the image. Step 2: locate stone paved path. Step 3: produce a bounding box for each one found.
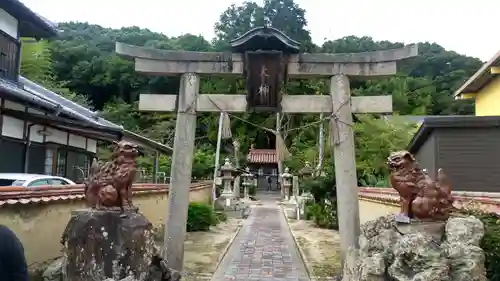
[211,192,310,281]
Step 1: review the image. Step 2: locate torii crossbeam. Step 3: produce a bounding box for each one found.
[116,27,418,276]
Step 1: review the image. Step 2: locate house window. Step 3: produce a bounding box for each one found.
[0,30,20,82]
[0,138,23,172]
[27,143,45,174]
[56,149,67,177]
[44,148,54,175]
[55,147,92,183]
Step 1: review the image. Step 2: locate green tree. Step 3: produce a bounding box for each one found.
[354,115,418,186]
[214,0,314,51]
[34,2,485,180]
[20,38,93,108]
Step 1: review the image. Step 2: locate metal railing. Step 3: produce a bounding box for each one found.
[134,169,212,184]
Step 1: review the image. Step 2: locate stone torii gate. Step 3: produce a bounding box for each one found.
[116,27,418,271]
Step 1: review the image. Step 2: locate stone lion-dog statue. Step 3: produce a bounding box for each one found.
[84,140,140,210]
[387,150,454,221]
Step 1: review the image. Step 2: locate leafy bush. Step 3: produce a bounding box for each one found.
[187,202,217,232]
[301,177,333,203]
[355,115,418,185]
[306,202,338,230]
[304,201,315,220]
[300,169,339,230]
[460,210,500,281]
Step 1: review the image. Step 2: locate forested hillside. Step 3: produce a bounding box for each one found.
[19,0,484,185]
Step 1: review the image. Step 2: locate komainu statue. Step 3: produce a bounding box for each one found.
[84,140,139,210]
[387,150,454,220]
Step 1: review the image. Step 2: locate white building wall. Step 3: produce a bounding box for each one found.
[1,99,99,152]
[69,134,86,149]
[28,123,45,143]
[0,8,18,39]
[44,127,68,145]
[86,139,97,153]
[4,100,24,111]
[2,115,23,139]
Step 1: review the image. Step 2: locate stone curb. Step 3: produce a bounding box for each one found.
[181,272,212,280]
[281,206,342,281]
[280,205,314,279]
[359,197,399,207]
[210,216,245,276]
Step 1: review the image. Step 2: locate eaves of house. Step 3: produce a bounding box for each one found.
[2,76,172,154]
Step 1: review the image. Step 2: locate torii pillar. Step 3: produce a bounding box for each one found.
[116,27,418,273]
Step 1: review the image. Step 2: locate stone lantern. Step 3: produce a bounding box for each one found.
[220,158,236,207]
[241,167,254,201]
[299,161,314,178]
[281,167,292,201]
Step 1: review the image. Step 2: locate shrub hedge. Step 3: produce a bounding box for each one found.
[186,202,218,232]
[306,202,338,230]
[300,175,339,230]
[461,210,500,281]
[153,201,219,237]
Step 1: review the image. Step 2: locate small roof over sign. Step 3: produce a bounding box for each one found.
[230,26,300,53]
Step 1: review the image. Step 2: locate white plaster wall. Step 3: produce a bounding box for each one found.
[4,101,45,115]
[69,134,86,149]
[0,8,18,39]
[4,100,25,111]
[1,99,100,153]
[44,127,68,145]
[86,138,97,153]
[27,107,45,115]
[28,123,44,143]
[2,115,24,139]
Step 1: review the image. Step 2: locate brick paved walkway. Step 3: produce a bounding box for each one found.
[211,193,310,281]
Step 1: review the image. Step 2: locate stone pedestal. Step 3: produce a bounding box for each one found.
[281,167,292,201]
[298,190,315,219]
[281,168,299,219]
[343,214,487,281]
[232,176,241,198]
[56,208,182,281]
[283,203,299,219]
[214,160,251,219]
[241,167,254,201]
[288,176,299,204]
[218,158,236,207]
[395,219,446,242]
[62,209,154,281]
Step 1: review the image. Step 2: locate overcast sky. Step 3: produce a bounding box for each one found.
[21,0,498,61]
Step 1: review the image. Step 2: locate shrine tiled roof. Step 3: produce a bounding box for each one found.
[247,149,278,164]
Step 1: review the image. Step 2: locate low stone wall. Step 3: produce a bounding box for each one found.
[358,199,399,224]
[0,181,212,265]
[358,187,500,219]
